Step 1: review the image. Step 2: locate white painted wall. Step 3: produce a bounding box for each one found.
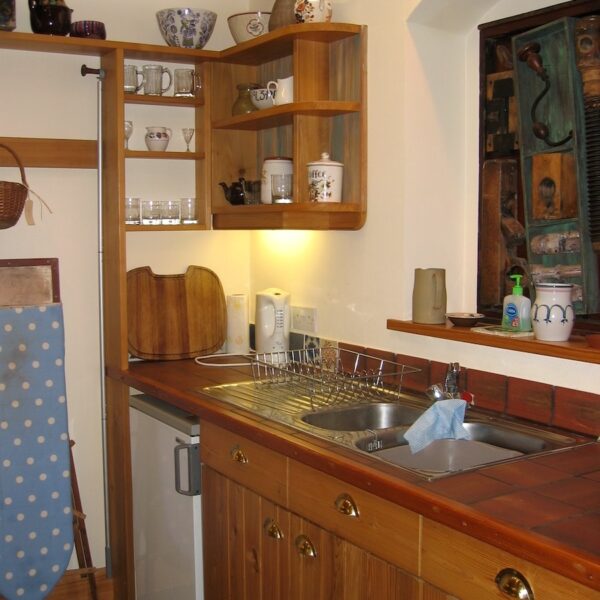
[1,0,598,572]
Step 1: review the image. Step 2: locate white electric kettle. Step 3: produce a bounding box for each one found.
[255,288,291,354]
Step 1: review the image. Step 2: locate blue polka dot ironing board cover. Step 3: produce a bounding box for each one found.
[0,304,73,600]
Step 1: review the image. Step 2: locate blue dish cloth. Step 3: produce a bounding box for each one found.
[403,399,469,453]
[0,305,73,600]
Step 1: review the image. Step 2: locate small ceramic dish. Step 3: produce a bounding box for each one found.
[446,312,485,327]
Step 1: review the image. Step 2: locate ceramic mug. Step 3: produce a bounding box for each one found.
[142,64,172,96]
[267,76,294,105]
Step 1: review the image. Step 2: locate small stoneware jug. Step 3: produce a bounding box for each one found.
[532,282,575,341]
[412,268,447,324]
[145,126,171,152]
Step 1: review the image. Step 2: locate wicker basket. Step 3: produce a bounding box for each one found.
[0,143,29,229]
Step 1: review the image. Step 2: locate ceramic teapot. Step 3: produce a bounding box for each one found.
[219,179,246,205]
[29,0,72,35]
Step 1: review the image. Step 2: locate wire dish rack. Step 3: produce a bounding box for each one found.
[251,347,420,410]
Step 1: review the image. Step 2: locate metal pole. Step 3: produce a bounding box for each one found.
[81,64,112,577]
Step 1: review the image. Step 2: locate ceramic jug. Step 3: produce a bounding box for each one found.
[145,126,171,152]
[412,268,447,324]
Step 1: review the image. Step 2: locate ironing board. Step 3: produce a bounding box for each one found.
[0,303,74,599]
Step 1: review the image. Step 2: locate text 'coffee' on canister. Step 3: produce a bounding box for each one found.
[307,152,343,202]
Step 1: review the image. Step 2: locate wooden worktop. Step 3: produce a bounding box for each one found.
[111,358,600,592]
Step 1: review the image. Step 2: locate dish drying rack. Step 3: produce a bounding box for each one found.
[251,347,420,410]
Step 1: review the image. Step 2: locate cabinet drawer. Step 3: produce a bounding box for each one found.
[288,459,420,575]
[201,422,287,506]
[422,518,600,600]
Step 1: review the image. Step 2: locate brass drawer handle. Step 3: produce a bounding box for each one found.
[264,518,284,540]
[335,493,359,518]
[295,535,317,558]
[230,444,248,464]
[495,568,534,600]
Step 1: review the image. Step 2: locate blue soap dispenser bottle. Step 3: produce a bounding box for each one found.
[502,274,532,331]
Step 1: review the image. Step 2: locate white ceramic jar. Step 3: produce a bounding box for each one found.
[532,282,575,341]
[261,157,293,204]
[307,152,343,203]
[294,0,333,23]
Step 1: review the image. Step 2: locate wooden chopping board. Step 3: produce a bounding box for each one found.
[127,265,227,360]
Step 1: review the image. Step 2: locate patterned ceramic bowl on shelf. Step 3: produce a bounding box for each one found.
[227,11,270,44]
[70,20,107,39]
[156,8,217,49]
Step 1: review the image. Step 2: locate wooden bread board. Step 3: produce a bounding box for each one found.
[127,265,227,360]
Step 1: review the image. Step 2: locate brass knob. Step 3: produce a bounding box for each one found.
[334,493,359,518]
[230,445,248,464]
[295,535,317,558]
[264,518,284,540]
[495,568,534,599]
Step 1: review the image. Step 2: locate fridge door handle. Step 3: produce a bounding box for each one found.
[174,442,201,496]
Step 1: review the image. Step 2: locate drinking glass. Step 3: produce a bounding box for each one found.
[124,120,133,149]
[271,173,293,203]
[124,197,140,224]
[182,128,194,152]
[180,198,197,224]
[141,199,162,225]
[161,199,181,225]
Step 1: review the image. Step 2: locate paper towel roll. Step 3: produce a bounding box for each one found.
[226,293,250,354]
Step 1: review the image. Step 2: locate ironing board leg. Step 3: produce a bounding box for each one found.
[70,440,99,600]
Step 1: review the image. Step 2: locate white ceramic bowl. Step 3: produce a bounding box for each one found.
[227,11,270,44]
[156,8,217,49]
[250,87,274,110]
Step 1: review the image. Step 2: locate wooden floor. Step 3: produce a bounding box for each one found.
[47,568,113,600]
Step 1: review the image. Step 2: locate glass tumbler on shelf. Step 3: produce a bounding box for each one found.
[271,173,293,203]
[124,197,140,224]
[161,199,181,225]
[180,198,197,224]
[141,199,162,225]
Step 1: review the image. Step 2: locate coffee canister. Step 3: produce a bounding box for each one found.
[261,157,293,204]
[307,152,343,203]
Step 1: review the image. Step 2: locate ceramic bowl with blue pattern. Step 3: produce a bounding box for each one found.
[156,8,217,49]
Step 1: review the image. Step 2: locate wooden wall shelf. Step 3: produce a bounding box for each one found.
[0,137,97,168]
[386,319,600,364]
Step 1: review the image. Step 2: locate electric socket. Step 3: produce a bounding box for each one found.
[291,306,318,333]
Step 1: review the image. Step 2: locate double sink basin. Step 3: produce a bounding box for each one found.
[200,381,590,479]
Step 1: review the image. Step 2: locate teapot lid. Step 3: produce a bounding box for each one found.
[307,152,343,167]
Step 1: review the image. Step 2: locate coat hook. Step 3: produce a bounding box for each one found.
[81,64,105,79]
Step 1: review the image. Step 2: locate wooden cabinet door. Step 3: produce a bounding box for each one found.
[203,466,288,600]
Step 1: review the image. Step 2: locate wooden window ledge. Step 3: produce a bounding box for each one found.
[387,319,600,364]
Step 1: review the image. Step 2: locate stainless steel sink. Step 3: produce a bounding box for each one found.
[199,381,593,480]
[301,402,424,431]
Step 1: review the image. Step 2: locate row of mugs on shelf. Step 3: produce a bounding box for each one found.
[125,122,195,152]
[124,64,202,97]
[125,197,197,225]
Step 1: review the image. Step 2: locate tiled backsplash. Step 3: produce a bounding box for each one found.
[248,326,599,438]
[338,341,600,438]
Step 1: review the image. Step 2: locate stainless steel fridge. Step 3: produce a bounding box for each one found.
[129,393,203,600]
